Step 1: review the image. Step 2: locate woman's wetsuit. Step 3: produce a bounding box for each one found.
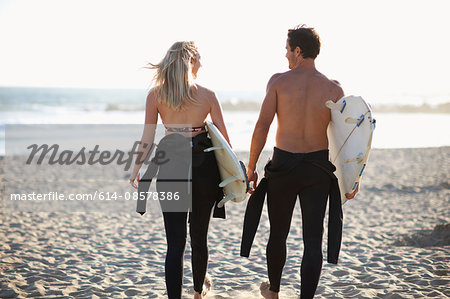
[157,132,222,298]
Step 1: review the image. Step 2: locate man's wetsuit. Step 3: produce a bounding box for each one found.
[241,147,342,298]
[138,132,224,298]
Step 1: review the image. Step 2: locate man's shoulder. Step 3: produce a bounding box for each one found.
[308,72,344,102]
[329,79,344,96]
[314,72,343,89]
[267,71,289,89]
[322,76,344,101]
[270,72,285,81]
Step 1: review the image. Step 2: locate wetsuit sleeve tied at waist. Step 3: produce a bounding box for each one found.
[240,159,343,264]
[136,134,226,219]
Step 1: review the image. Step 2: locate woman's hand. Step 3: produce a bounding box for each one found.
[129,172,139,189]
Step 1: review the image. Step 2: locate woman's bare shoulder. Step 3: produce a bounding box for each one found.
[147,87,158,96]
[193,84,219,109]
[195,84,216,98]
[145,88,160,112]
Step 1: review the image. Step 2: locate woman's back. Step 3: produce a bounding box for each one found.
[147,84,229,140]
[155,85,213,132]
[144,41,229,141]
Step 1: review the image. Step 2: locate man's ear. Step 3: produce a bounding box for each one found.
[295,46,302,58]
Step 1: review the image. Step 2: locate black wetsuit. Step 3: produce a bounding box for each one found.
[138,132,224,298]
[241,147,343,298]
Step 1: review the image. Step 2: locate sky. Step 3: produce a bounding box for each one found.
[0,0,449,103]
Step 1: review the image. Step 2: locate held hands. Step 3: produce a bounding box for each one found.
[246,168,258,194]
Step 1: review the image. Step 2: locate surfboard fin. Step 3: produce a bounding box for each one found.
[326,100,346,113]
[204,146,223,152]
[219,176,239,187]
[217,193,235,208]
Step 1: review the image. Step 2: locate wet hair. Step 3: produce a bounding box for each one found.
[287,25,321,59]
[147,41,199,111]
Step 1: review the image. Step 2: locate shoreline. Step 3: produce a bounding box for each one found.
[1,145,449,157]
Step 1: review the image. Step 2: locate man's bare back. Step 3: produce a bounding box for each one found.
[271,65,344,153]
[247,59,343,178]
[246,25,346,197]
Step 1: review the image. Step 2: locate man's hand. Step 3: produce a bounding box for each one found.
[247,168,258,194]
[345,183,359,200]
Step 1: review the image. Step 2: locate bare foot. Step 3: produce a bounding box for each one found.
[203,274,212,296]
[194,274,212,299]
[260,281,279,299]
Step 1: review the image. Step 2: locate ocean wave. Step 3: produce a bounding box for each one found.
[104,103,145,112]
[1,87,450,113]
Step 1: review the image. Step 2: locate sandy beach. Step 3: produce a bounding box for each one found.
[1,147,449,298]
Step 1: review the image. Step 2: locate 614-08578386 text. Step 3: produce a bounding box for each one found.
[8,191,181,201]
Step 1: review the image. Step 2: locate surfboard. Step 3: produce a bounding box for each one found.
[204,121,249,208]
[326,95,376,204]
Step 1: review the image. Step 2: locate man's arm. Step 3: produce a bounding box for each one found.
[247,75,278,176]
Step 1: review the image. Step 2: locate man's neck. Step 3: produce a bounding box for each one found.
[293,58,316,71]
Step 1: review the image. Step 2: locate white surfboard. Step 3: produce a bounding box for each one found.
[204,121,248,208]
[326,95,376,204]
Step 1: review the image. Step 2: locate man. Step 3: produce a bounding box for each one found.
[243,25,358,298]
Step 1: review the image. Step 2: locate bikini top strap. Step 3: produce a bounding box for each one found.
[165,124,206,133]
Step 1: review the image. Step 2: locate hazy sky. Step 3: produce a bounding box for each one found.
[0,0,449,102]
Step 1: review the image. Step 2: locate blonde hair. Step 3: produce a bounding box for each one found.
[147,41,199,111]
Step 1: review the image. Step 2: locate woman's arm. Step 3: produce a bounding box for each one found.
[130,90,158,188]
[209,91,231,147]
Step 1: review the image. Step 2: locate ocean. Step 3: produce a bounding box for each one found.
[1,87,449,154]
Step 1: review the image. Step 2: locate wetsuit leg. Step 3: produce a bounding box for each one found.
[190,153,221,293]
[162,211,188,299]
[264,148,332,296]
[266,171,299,293]
[298,164,330,299]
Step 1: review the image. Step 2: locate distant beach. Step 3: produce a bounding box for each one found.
[1,87,450,154]
[1,86,449,114]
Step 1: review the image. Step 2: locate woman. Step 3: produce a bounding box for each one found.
[130,41,230,299]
